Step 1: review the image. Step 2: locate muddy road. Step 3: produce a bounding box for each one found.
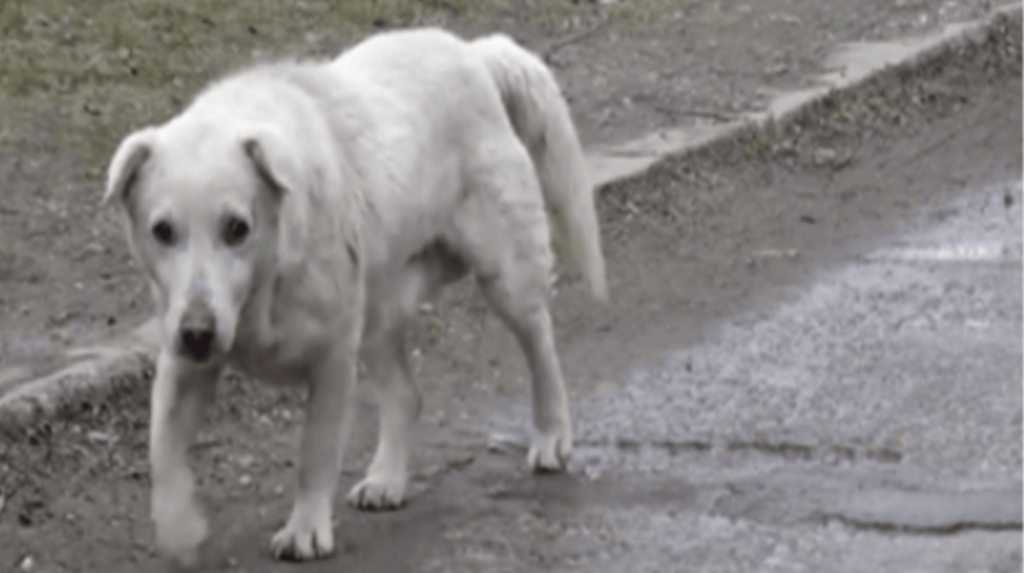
[1,15,1022,573]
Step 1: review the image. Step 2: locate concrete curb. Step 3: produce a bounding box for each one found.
[584,3,1021,188]
[0,319,159,432]
[0,4,1019,430]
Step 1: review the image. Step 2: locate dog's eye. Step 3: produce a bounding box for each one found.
[223,217,250,246]
[151,221,176,246]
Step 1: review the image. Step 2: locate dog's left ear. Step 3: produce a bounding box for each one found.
[104,127,158,209]
[242,130,309,267]
[243,133,299,200]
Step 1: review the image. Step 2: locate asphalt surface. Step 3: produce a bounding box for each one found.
[560,178,1023,573]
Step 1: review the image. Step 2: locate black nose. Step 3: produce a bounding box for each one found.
[181,329,214,361]
[178,302,216,362]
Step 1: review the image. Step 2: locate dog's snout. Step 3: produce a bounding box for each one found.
[178,301,217,362]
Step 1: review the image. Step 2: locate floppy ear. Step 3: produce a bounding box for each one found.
[243,135,295,199]
[104,127,157,209]
[242,131,309,267]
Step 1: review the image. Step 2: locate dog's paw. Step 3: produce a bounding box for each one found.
[269,510,334,562]
[527,428,572,473]
[347,474,407,510]
[153,499,208,569]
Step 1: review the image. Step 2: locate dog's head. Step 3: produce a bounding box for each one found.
[104,118,306,363]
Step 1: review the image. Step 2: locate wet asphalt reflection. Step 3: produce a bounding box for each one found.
[469,180,1022,573]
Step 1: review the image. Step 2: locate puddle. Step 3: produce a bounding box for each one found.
[0,316,156,402]
[0,334,54,363]
[0,312,103,368]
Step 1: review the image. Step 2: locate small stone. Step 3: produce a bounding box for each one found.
[239,474,252,486]
[87,430,115,444]
[19,555,33,571]
[813,147,837,165]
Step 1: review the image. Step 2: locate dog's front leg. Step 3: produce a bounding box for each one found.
[270,340,358,561]
[149,350,220,569]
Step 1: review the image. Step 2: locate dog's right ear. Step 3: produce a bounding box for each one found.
[104,128,157,210]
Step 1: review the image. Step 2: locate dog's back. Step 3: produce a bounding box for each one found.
[324,28,607,301]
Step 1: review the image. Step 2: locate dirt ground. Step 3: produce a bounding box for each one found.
[0,1,1020,572]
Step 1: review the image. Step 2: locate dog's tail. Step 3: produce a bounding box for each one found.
[473,34,608,302]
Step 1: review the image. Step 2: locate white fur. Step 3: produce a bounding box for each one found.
[105,27,606,567]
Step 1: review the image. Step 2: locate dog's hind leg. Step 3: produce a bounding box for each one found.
[347,320,420,510]
[455,144,572,472]
[480,276,572,472]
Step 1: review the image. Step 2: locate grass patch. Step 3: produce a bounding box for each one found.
[0,0,696,173]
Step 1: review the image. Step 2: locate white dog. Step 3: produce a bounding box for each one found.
[104,27,606,567]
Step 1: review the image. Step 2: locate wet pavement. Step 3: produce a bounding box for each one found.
[459,182,1023,573]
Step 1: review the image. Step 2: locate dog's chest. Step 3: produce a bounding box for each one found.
[230,329,323,383]
[230,288,337,383]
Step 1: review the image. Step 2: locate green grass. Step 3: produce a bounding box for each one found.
[0,0,690,172]
[0,0,584,98]
[0,1,513,166]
